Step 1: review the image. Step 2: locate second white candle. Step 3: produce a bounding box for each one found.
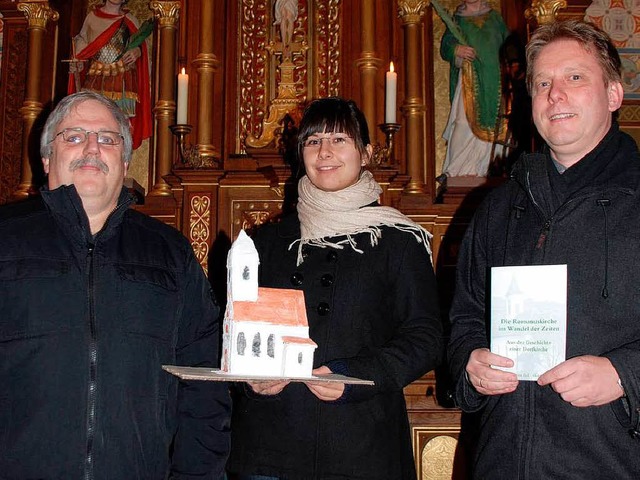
[385,62,397,124]
[177,68,189,125]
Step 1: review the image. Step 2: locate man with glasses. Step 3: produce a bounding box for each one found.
[0,91,230,479]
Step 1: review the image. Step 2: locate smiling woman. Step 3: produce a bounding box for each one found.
[297,99,371,193]
[227,97,444,480]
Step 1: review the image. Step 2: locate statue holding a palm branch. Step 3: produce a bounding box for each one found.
[69,0,153,149]
[437,0,510,179]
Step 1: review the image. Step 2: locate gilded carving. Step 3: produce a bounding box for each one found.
[525,0,567,26]
[232,200,284,236]
[189,195,211,273]
[239,0,269,151]
[17,1,59,29]
[149,1,180,27]
[270,186,284,198]
[243,0,310,149]
[241,210,272,231]
[0,28,28,204]
[315,0,341,97]
[398,0,428,24]
[238,0,341,152]
[421,435,458,480]
[245,49,308,147]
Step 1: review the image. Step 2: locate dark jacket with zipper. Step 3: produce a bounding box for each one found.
[448,123,640,479]
[0,185,230,479]
[226,214,443,479]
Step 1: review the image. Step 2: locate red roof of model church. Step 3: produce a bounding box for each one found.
[232,287,309,327]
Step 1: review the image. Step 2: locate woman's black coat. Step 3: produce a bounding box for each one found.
[227,214,443,480]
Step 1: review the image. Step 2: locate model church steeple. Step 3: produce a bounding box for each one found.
[226,229,259,302]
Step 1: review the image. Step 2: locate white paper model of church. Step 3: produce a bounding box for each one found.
[221,230,318,377]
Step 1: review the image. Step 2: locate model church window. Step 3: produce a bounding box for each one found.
[237,332,246,355]
[252,333,261,356]
[267,334,275,358]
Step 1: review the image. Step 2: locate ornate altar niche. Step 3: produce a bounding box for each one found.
[217,0,345,245]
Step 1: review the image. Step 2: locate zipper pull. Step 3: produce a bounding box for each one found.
[536,220,551,249]
[513,205,525,219]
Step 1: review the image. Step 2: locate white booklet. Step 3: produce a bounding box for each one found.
[490,265,567,381]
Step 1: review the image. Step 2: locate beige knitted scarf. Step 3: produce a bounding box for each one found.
[292,170,433,265]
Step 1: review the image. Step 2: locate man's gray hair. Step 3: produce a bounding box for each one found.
[40,91,134,164]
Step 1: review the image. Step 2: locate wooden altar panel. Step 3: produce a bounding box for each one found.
[405,372,469,480]
[217,168,292,238]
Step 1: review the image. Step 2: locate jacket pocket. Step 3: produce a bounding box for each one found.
[0,257,69,280]
[115,263,179,341]
[0,257,75,339]
[116,263,178,292]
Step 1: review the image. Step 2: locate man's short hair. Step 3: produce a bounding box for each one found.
[526,20,622,94]
[40,91,133,164]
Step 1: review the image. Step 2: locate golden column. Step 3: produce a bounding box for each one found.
[14,0,59,199]
[149,1,181,196]
[355,0,383,136]
[397,0,428,194]
[193,0,221,161]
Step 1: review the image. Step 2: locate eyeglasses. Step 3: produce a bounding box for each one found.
[302,134,353,150]
[54,128,124,147]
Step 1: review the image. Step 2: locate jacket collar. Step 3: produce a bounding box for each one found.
[41,184,134,245]
[512,123,639,207]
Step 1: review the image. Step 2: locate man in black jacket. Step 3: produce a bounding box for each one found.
[449,21,640,478]
[0,91,230,479]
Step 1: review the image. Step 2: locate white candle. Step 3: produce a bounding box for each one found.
[177,68,189,125]
[385,61,398,124]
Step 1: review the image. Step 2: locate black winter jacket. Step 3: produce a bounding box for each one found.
[227,214,443,479]
[448,124,640,479]
[0,185,231,479]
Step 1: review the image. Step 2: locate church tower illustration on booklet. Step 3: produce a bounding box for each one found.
[221,230,317,377]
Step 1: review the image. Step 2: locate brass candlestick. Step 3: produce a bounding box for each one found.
[371,122,401,167]
[169,124,216,168]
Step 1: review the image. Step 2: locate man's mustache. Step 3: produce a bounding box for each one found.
[69,156,109,174]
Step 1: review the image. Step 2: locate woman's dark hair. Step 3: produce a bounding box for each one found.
[297,97,371,162]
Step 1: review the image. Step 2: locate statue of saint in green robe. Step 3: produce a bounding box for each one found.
[440,2,510,178]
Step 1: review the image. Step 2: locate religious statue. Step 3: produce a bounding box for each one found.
[68,0,152,150]
[274,0,298,54]
[436,0,510,179]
